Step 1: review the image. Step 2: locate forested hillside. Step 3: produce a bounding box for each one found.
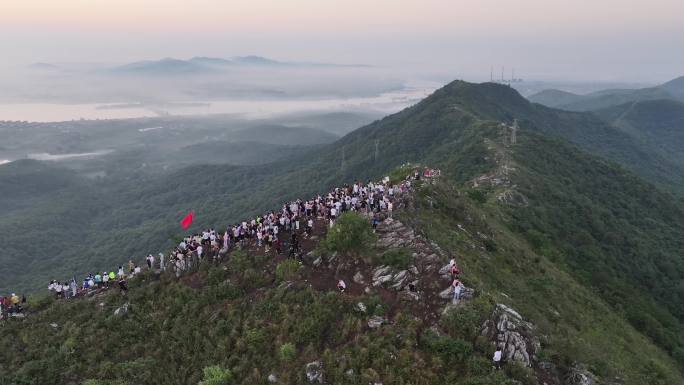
[3,121,684,385]
[594,99,684,171]
[3,80,684,384]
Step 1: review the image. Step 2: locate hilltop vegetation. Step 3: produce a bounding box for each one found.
[3,132,684,384]
[594,99,684,170]
[3,80,684,384]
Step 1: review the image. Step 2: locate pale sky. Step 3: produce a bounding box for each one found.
[2,0,683,82]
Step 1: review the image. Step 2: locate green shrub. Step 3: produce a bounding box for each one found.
[376,248,413,269]
[229,251,253,275]
[504,362,536,385]
[199,365,234,385]
[422,331,472,365]
[467,189,487,204]
[322,212,376,257]
[241,268,267,289]
[254,254,270,266]
[27,292,55,311]
[279,343,296,362]
[275,260,301,282]
[441,297,491,340]
[465,356,492,376]
[207,266,227,286]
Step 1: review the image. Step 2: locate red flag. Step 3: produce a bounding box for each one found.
[180,211,194,230]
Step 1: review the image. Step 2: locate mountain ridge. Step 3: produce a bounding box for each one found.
[108,56,370,75]
[3,80,684,384]
[528,75,684,111]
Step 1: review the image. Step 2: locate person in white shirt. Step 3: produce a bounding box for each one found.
[337,279,346,293]
[493,348,503,369]
[452,279,462,304]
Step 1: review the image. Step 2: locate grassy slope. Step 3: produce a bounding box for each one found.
[409,180,682,384]
[3,80,684,382]
[2,127,683,384]
[406,120,684,383]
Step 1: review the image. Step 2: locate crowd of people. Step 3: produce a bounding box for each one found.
[36,167,440,307]
[164,169,431,277]
[10,163,509,367]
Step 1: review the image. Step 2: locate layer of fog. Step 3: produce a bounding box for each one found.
[0,60,404,103]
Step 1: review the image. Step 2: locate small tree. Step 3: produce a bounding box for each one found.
[279,342,296,362]
[276,260,301,282]
[322,212,376,258]
[199,365,233,385]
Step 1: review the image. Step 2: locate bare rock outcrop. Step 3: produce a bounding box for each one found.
[305,361,324,384]
[565,364,597,385]
[481,304,541,368]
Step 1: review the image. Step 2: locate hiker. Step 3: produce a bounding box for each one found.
[70,279,78,297]
[493,347,503,369]
[62,282,70,299]
[449,259,460,278]
[95,273,103,288]
[118,276,128,294]
[288,233,299,258]
[306,218,314,237]
[337,279,346,293]
[452,279,462,304]
[103,272,110,287]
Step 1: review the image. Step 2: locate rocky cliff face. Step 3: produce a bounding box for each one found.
[481,304,541,367]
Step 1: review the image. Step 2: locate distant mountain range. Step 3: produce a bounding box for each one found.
[528,75,684,111]
[27,56,371,76]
